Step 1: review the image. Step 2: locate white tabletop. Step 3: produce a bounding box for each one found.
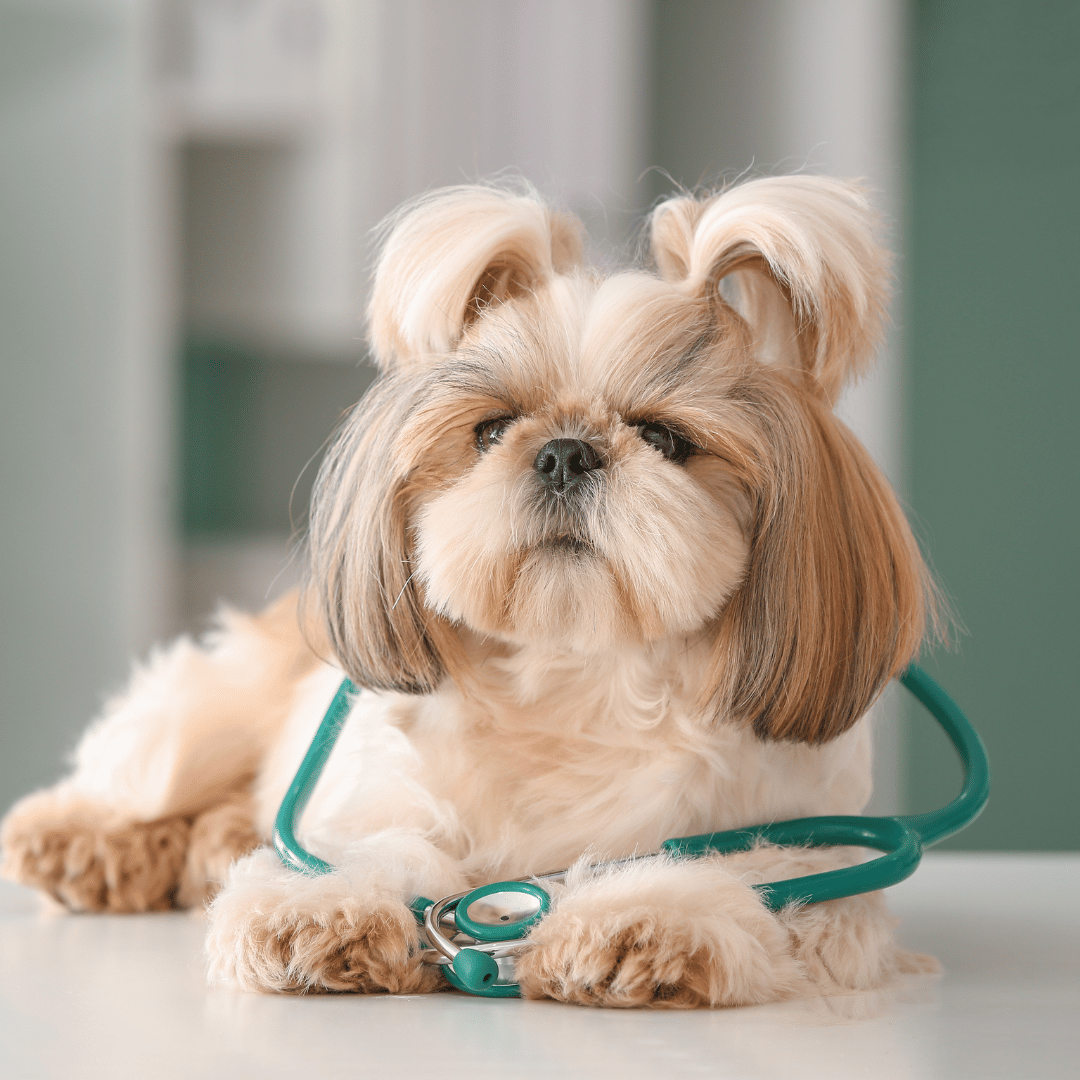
[2,853,1077,1080]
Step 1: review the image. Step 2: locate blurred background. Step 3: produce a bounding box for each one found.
[1,0,1076,849]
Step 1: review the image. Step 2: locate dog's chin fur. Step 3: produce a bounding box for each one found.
[1,177,942,1008]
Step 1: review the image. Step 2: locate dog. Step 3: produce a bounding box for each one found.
[1,176,940,1007]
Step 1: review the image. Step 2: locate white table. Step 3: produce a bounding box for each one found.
[2,853,1077,1079]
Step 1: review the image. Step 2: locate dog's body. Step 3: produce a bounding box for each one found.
[1,177,939,1006]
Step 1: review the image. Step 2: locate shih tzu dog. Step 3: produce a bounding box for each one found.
[1,176,939,1007]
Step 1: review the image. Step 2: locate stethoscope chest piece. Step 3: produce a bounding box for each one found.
[454,881,550,942]
[419,881,551,996]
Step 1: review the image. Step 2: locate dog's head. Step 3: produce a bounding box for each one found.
[306,178,936,744]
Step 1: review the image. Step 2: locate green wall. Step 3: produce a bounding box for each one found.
[182,337,370,539]
[907,1,1080,848]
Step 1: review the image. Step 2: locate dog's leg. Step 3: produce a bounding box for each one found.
[206,833,466,994]
[0,594,316,911]
[746,846,940,990]
[514,854,805,1007]
[0,797,193,912]
[176,793,262,908]
[1,791,262,914]
[515,846,908,1008]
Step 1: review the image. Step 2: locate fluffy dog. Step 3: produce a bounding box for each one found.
[1,176,939,1007]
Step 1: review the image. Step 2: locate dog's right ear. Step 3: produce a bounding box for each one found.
[368,185,583,371]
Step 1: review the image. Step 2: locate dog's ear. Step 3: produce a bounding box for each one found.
[701,386,937,744]
[653,178,922,742]
[650,176,889,403]
[368,185,583,371]
[302,380,461,694]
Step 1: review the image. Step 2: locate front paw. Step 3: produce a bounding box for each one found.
[514,857,804,1008]
[0,788,189,912]
[206,849,442,994]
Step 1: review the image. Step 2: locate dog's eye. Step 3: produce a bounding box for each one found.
[476,417,513,451]
[637,422,695,463]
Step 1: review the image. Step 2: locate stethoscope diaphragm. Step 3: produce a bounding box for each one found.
[454,881,549,941]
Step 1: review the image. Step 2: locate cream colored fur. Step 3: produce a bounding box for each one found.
[1,177,938,1007]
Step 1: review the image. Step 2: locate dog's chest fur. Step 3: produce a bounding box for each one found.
[256,637,873,885]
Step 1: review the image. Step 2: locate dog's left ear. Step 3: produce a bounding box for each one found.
[368,185,584,370]
[701,393,936,744]
[650,175,889,403]
[653,177,934,743]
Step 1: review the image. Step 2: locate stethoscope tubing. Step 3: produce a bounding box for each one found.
[273,663,989,996]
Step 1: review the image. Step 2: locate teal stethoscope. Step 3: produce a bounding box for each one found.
[274,664,989,998]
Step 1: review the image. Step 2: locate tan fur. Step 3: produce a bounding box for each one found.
[0,790,189,912]
[2,178,940,1007]
[701,386,936,743]
[723,844,904,993]
[205,849,440,994]
[650,176,889,403]
[369,183,584,369]
[176,794,261,908]
[515,855,805,1008]
[1,787,260,912]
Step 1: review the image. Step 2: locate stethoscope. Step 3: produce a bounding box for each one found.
[274,664,989,998]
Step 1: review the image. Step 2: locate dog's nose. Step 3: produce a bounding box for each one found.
[533,439,603,493]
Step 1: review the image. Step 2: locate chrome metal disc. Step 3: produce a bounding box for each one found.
[454,881,550,942]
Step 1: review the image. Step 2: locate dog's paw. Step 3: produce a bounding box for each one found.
[514,857,804,1008]
[176,794,261,908]
[0,788,189,912]
[206,849,442,994]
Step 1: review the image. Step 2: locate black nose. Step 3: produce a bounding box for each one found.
[533,439,603,493]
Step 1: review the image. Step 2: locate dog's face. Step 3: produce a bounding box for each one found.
[307,180,935,744]
[412,272,752,653]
